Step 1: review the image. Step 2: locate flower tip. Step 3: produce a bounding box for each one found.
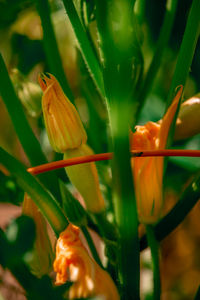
[38,73,56,92]
[38,73,47,92]
[175,84,183,94]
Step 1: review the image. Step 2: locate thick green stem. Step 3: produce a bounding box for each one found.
[35,0,73,101]
[81,226,103,268]
[166,0,200,107]
[110,104,139,299]
[146,225,161,300]
[95,1,140,298]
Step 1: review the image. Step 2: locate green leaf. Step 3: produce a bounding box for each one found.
[35,0,74,101]
[166,0,200,107]
[194,286,200,300]
[0,0,33,28]
[0,54,60,199]
[0,54,46,166]
[0,147,68,237]
[140,169,200,251]
[146,225,161,300]
[137,0,178,116]
[60,180,87,227]
[0,53,61,200]
[0,224,69,299]
[61,0,105,99]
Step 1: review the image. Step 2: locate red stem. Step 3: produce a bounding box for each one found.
[27,149,200,175]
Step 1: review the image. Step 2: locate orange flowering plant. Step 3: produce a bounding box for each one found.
[0,1,200,300]
[130,87,182,224]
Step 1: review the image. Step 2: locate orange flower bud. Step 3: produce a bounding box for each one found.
[130,87,182,223]
[23,193,54,277]
[64,144,105,213]
[38,73,87,153]
[53,224,120,300]
[175,94,200,140]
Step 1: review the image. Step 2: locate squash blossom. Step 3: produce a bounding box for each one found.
[22,193,54,277]
[39,73,105,213]
[38,73,87,152]
[53,224,120,300]
[130,87,182,224]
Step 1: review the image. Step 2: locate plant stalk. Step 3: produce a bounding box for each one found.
[146,225,161,300]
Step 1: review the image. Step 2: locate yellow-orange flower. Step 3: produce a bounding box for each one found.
[38,73,87,153]
[53,224,120,300]
[23,193,54,277]
[39,73,105,213]
[130,87,182,224]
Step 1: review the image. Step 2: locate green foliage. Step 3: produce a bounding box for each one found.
[0,0,33,28]
[62,0,105,99]
[0,171,23,205]
[0,0,200,299]
[0,216,71,299]
[0,54,61,201]
[60,180,86,226]
[35,0,73,100]
[0,147,68,236]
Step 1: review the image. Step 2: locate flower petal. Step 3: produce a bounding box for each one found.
[158,86,183,149]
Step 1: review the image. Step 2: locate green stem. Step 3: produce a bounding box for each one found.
[0,53,60,200]
[95,1,140,298]
[165,0,200,149]
[0,147,68,237]
[94,211,118,241]
[134,0,146,24]
[137,0,178,115]
[61,0,105,99]
[140,171,200,251]
[35,0,73,101]
[166,0,200,107]
[81,226,103,268]
[146,225,161,300]
[194,286,200,300]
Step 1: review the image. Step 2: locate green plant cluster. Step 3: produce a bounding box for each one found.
[0,1,200,299]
